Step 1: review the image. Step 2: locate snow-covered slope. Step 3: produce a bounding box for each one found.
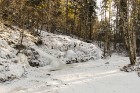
[0,25,140,93]
[0,24,102,82]
[40,31,102,64]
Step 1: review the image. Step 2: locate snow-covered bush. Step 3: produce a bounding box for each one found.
[40,31,102,64]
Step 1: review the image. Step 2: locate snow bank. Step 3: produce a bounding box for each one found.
[0,25,28,82]
[40,31,102,65]
[0,24,102,82]
[0,39,25,82]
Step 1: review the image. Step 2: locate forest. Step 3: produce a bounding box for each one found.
[0,0,140,93]
[0,0,139,65]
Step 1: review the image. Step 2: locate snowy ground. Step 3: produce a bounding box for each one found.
[0,55,140,93]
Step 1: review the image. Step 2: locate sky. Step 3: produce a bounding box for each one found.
[97,0,102,21]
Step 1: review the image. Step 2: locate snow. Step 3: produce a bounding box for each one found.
[0,24,140,93]
[59,73,140,93]
[0,55,140,93]
[40,31,102,63]
[0,24,102,81]
[17,53,30,68]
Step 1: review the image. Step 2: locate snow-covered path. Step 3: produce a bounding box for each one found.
[0,55,140,93]
[59,72,140,93]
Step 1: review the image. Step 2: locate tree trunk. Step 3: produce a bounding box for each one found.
[119,0,136,65]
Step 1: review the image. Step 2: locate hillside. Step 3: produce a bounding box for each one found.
[0,24,102,82]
